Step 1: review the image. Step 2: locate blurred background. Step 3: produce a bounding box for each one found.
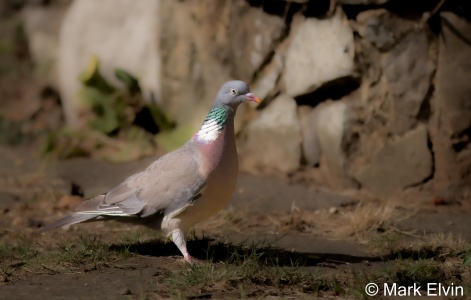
[1,0,469,201]
[1,0,471,297]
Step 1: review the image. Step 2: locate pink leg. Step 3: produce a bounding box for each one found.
[171,228,201,264]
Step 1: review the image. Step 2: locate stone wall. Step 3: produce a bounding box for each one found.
[17,0,471,199]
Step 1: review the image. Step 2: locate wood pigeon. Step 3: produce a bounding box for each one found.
[41,80,261,264]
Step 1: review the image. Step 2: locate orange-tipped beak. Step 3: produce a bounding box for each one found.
[245,93,261,103]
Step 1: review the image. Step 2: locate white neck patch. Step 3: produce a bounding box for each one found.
[196,119,222,143]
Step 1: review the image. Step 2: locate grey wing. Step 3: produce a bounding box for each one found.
[74,143,206,218]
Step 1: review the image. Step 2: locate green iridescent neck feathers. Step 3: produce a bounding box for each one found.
[194,106,229,143]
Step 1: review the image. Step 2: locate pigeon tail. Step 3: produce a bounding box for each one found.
[39,213,98,232]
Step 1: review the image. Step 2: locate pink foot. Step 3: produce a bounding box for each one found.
[183,254,203,265]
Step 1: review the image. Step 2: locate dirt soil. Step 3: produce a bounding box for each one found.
[0,145,470,299]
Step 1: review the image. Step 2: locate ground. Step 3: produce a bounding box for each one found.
[0,145,470,299]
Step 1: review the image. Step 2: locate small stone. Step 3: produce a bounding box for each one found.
[328,207,338,214]
[121,288,132,295]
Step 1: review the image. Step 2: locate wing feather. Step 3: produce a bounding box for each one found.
[72,143,206,219]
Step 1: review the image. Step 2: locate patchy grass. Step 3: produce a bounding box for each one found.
[335,201,408,240]
[164,244,328,298]
[370,232,469,260]
[1,228,470,298]
[0,234,133,281]
[47,235,133,266]
[386,259,445,287]
[0,165,470,298]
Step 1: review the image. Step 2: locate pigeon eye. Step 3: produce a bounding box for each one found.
[230,88,237,95]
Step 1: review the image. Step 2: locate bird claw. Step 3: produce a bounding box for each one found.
[181,254,203,265]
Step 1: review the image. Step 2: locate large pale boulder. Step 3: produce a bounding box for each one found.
[22,4,68,85]
[298,105,321,166]
[300,98,358,189]
[58,0,161,128]
[354,125,433,197]
[251,53,283,101]
[315,101,350,173]
[299,100,350,169]
[241,94,302,173]
[284,9,354,97]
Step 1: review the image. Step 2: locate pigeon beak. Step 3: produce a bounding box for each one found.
[244,93,261,103]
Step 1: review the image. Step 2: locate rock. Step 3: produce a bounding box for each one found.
[252,52,283,101]
[58,0,161,128]
[345,23,433,183]
[300,98,358,190]
[356,9,415,52]
[284,9,354,97]
[299,99,351,169]
[159,0,285,128]
[233,5,286,80]
[354,125,432,197]
[241,94,302,173]
[316,101,350,173]
[238,52,284,135]
[298,105,321,165]
[21,4,68,86]
[429,13,471,189]
[435,13,471,136]
[381,31,433,134]
[120,288,132,295]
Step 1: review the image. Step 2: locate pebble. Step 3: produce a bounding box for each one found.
[328,207,338,214]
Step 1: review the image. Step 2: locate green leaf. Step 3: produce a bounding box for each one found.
[115,68,141,95]
[79,55,116,94]
[78,87,119,134]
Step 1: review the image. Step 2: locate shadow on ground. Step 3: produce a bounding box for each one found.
[111,237,383,267]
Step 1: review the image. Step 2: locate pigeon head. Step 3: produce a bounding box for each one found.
[215,80,260,107]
